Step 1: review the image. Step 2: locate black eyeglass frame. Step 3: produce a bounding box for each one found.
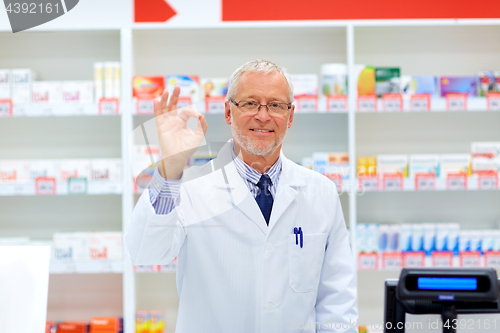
[228,97,292,113]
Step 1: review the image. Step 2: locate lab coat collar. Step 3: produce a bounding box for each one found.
[213,141,307,235]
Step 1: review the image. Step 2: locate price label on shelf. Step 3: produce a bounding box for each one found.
[382,252,402,270]
[41,106,54,116]
[382,174,403,191]
[35,177,56,195]
[99,98,119,115]
[136,99,155,115]
[0,99,13,117]
[403,252,425,267]
[487,93,500,111]
[447,174,467,190]
[63,263,77,273]
[358,176,378,192]
[68,177,88,194]
[177,97,192,110]
[460,251,481,267]
[295,96,317,113]
[432,252,453,267]
[327,95,347,112]
[357,95,377,112]
[358,253,378,270]
[410,94,431,112]
[478,173,498,190]
[446,93,467,111]
[205,96,226,114]
[415,173,436,191]
[382,93,403,112]
[74,106,85,115]
[485,252,500,268]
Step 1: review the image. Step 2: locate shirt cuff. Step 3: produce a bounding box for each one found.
[148,165,182,215]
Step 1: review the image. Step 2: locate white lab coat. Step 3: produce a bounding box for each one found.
[125,142,358,333]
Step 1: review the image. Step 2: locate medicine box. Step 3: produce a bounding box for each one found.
[0,69,11,99]
[11,69,35,103]
[59,159,90,182]
[476,71,496,97]
[320,63,347,97]
[357,65,375,96]
[471,142,500,159]
[62,81,94,103]
[32,81,63,103]
[409,154,439,178]
[88,232,122,260]
[133,76,165,99]
[375,67,400,97]
[52,233,90,262]
[471,157,500,174]
[410,76,439,96]
[440,76,477,97]
[200,78,228,101]
[90,159,122,182]
[149,311,165,333]
[438,154,471,178]
[29,160,58,181]
[0,160,30,183]
[166,75,200,103]
[376,155,408,177]
[290,74,318,98]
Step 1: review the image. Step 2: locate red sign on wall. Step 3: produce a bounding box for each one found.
[222,0,500,21]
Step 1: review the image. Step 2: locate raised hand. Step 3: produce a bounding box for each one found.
[154,86,208,179]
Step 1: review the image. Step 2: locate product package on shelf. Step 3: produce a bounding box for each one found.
[471,157,500,175]
[0,160,30,183]
[408,76,439,96]
[409,155,439,179]
[102,62,121,99]
[200,78,228,100]
[320,63,347,97]
[11,69,36,103]
[440,76,477,97]
[29,160,58,182]
[471,142,500,159]
[56,322,89,333]
[58,159,91,182]
[438,154,471,178]
[90,159,122,182]
[132,145,161,191]
[90,317,122,333]
[62,81,94,103]
[132,76,165,100]
[290,74,318,112]
[476,71,497,97]
[32,81,63,103]
[94,63,104,103]
[357,156,377,177]
[136,311,150,333]
[0,69,11,99]
[376,155,408,178]
[88,232,123,261]
[52,233,90,262]
[312,152,349,181]
[148,311,165,333]
[356,65,375,96]
[375,67,400,97]
[494,71,500,91]
[165,75,200,104]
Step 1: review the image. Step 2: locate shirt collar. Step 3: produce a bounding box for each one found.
[230,139,282,187]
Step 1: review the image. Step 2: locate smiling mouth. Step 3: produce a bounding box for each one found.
[250,129,274,133]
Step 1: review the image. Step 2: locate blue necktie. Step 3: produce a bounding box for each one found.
[255,174,274,226]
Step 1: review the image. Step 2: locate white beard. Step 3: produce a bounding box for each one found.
[230,114,287,157]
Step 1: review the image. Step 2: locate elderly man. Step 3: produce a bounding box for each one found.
[126,60,358,333]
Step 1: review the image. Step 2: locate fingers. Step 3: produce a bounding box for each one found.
[167,85,181,112]
[178,107,201,123]
[195,114,208,137]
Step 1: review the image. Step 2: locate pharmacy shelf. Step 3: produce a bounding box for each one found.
[5,103,119,117]
[50,260,123,274]
[0,181,122,196]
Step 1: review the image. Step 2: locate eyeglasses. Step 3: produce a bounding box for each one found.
[229,98,291,115]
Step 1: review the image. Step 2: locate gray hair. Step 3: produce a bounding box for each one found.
[227,59,294,103]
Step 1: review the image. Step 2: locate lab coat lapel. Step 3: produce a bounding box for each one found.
[267,156,305,231]
[212,142,268,236]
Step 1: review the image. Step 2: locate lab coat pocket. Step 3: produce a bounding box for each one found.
[288,233,328,293]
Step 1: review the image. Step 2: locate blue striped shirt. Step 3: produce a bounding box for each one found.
[149,140,282,215]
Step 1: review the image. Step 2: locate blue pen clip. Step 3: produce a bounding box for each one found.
[293,227,303,248]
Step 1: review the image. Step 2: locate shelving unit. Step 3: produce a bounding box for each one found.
[1,4,500,331]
